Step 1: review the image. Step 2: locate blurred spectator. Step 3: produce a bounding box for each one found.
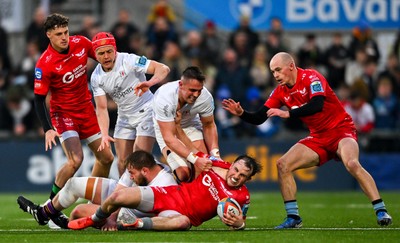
[265,17,290,59]
[393,30,400,61]
[345,47,368,86]
[160,41,187,84]
[182,30,203,61]
[359,58,379,101]
[372,77,399,130]
[264,30,289,62]
[110,9,140,52]
[0,21,11,75]
[229,15,259,54]
[214,85,241,138]
[128,32,146,56]
[324,32,349,90]
[146,16,179,61]
[344,90,375,134]
[74,16,99,39]
[230,30,253,67]
[249,45,271,91]
[20,40,41,91]
[377,53,400,98]
[189,56,217,94]
[0,71,9,96]
[297,33,323,69]
[214,48,251,105]
[348,21,380,62]
[335,83,351,106]
[200,20,221,66]
[147,0,176,24]
[0,85,40,137]
[269,17,290,47]
[26,6,49,53]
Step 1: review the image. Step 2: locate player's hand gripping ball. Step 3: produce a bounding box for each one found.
[217,197,240,219]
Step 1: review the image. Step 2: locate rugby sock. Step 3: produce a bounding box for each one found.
[42,200,59,217]
[140,217,153,230]
[49,183,61,200]
[284,200,300,219]
[92,207,111,222]
[372,199,387,214]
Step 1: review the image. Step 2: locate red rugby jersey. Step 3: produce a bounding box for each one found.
[34,35,96,113]
[265,68,355,134]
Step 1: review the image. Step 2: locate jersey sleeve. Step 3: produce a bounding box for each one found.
[153,93,176,122]
[241,203,249,218]
[34,62,51,95]
[79,35,96,60]
[117,169,135,187]
[198,88,215,117]
[308,70,327,99]
[127,54,150,75]
[264,88,282,108]
[90,67,106,97]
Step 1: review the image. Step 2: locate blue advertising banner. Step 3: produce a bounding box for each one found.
[185,0,400,30]
[1,139,399,192]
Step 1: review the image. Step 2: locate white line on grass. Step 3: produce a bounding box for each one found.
[1,227,399,232]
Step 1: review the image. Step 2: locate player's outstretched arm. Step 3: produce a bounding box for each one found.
[221,98,244,116]
[134,60,170,96]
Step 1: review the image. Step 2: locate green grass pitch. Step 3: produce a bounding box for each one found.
[0,191,398,242]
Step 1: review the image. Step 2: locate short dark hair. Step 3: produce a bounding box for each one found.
[44,13,69,32]
[181,66,206,83]
[234,155,262,179]
[124,150,157,170]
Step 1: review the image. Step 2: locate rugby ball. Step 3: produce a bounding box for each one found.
[217,197,240,218]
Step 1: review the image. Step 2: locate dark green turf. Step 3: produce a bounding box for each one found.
[0,191,398,242]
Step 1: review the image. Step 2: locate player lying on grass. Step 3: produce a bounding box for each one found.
[17,150,177,230]
[68,154,262,231]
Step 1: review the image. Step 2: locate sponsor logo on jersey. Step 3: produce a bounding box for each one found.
[55,65,62,71]
[112,86,134,99]
[310,81,324,94]
[63,72,74,83]
[35,68,43,80]
[45,55,52,63]
[62,117,74,127]
[71,37,81,43]
[135,56,148,67]
[34,82,42,88]
[62,64,87,84]
[202,174,220,201]
[162,104,170,117]
[75,48,85,57]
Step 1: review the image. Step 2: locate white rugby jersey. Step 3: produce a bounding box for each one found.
[152,80,214,129]
[91,52,153,119]
[118,162,176,187]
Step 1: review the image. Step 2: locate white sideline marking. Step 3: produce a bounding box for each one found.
[1,227,399,232]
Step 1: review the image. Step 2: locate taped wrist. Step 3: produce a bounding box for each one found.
[210,148,220,157]
[186,152,198,164]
